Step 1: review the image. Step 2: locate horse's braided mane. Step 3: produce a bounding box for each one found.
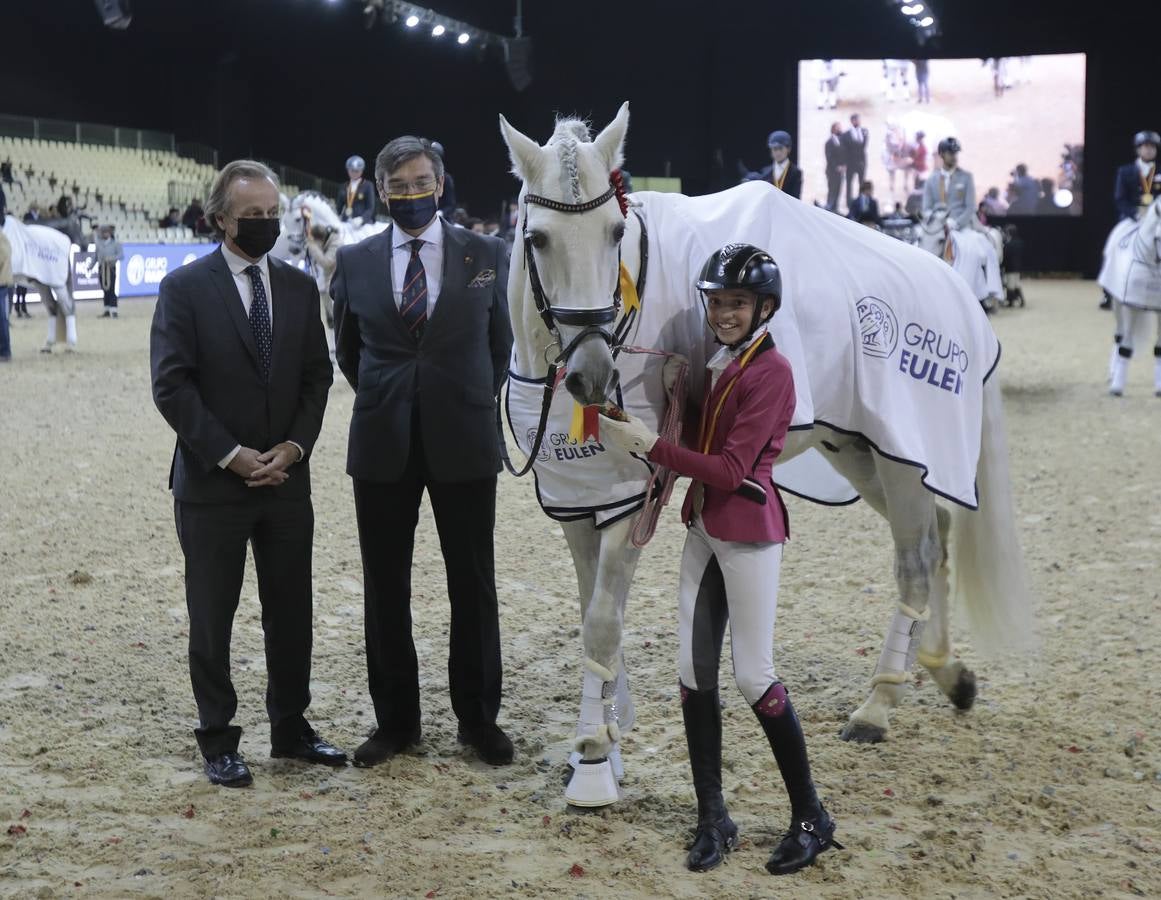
[549,116,593,203]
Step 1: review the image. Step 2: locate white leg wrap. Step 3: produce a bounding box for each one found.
[1110,355,1129,395]
[1153,357,1161,392]
[872,607,924,681]
[45,317,57,345]
[65,315,77,346]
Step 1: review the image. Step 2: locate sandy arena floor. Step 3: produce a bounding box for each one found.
[1,280,1158,899]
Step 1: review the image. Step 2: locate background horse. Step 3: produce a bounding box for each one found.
[2,214,77,352]
[500,102,1032,808]
[1098,199,1161,395]
[916,206,1004,310]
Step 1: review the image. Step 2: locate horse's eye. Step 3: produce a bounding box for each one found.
[612,224,625,243]
[530,231,548,250]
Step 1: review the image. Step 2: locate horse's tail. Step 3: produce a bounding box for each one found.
[948,374,1036,656]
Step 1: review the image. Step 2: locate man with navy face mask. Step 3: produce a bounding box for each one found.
[331,136,515,768]
[151,160,341,788]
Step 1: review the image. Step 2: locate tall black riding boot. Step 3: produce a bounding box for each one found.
[753,682,842,875]
[681,684,738,872]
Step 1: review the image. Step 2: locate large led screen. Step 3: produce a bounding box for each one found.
[794,54,1086,217]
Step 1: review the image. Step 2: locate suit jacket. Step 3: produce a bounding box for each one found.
[849,194,881,223]
[824,135,845,174]
[757,163,803,200]
[1007,174,1040,215]
[1114,162,1161,221]
[922,168,976,229]
[647,335,795,543]
[331,221,512,483]
[842,127,869,168]
[150,248,333,504]
[338,179,377,223]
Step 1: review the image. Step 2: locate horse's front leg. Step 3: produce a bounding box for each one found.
[560,516,641,806]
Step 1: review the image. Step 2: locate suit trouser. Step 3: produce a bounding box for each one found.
[677,517,783,705]
[846,163,866,208]
[826,170,843,211]
[352,425,502,735]
[174,494,315,756]
[101,264,117,309]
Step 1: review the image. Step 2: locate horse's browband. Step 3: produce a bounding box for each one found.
[525,187,616,214]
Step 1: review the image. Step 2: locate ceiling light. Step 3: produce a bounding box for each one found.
[901,3,924,14]
[404,14,419,26]
[919,15,934,26]
[431,23,445,36]
[457,32,470,44]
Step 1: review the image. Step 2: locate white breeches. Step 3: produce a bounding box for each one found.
[676,517,782,705]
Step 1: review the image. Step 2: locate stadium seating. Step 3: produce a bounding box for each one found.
[0,137,302,243]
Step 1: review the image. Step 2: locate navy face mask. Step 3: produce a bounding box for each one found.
[386,190,439,231]
[231,217,281,258]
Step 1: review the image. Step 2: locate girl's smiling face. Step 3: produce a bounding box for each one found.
[705,289,773,344]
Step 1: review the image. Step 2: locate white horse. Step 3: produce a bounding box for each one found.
[916,206,1004,310]
[1098,199,1161,395]
[2,214,77,352]
[273,192,387,287]
[499,103,1032,808]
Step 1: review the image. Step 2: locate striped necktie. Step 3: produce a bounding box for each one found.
[244,264,272,379]
[400,239,427,340]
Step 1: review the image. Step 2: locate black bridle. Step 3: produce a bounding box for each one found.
[498,180,649,478]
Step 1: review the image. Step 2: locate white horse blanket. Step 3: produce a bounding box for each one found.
[507,181,1000,518]
[2,214,71,286]
[1098,215,1161,311]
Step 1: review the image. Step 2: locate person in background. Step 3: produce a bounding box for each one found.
[0,227,11,361]
[466,217,485,234]
[823,122,845,212]
[913,58,931,103]
[96,224,124,319]
[22,203,40,224]
[482,218,501,237]
[921,137,975,230]
[848,180,880,226]
[1114,130,1160,222]
[1035,178,1060,215]
[182,198,205,231]
[982,186,1009,216]
[911,131,928,187]
[339,155,376,226]
[598,244,842,876]
[430,141,458,219]
[842,113,869,211]
[756,131,803,200]
[1007,164,1040,215]
[160,207,181,229]
[0,158,16,188]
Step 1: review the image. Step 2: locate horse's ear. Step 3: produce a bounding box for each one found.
[592,101,629,172]
[499,114,542,182]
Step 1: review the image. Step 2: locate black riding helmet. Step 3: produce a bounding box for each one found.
[938,136,961,155]
[696,243,782,348]
[1134,130,1161,148]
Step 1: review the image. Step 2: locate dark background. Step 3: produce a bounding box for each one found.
[1,0,1151,274]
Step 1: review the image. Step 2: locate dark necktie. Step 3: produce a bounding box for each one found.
[244,264,272,379]
[400,239,428,340]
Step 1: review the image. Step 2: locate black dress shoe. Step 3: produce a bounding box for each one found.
[204,751,253,788]
[457,723,515,766]
[271,729,348,767]
[765,811,843,875]
[353,726,421,767]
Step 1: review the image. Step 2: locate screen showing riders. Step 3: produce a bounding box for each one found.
[922,137,976,231]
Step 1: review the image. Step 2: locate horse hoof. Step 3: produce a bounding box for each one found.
[839,721,886,744]
[564,758,621,807]
[951,669,977,711]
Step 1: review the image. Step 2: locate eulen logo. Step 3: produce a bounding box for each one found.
[527,428,550,462]
[126,254,146,286]
[856,296,898,359]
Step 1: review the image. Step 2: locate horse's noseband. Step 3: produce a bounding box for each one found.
[523,180,626,361]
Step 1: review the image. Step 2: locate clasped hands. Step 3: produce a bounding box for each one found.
[227,442,300,487]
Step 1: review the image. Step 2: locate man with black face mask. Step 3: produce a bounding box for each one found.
[331,135,515,768]
[150,159,342,789]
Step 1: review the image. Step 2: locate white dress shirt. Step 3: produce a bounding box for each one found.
[217,244,302,469]
[391,217,444,318]
[1138,158,1155,179]
[772,159,789,182]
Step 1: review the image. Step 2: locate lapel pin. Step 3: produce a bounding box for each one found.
[465,255,473,265]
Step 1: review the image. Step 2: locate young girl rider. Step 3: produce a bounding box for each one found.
[598,244,840,875]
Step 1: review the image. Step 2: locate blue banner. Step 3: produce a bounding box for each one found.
[118,242,218,296]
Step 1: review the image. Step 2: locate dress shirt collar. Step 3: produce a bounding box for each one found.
[392,216,444,250]
[1138,157,1155,177]
[707,324,769,378]
[221,242,269,279]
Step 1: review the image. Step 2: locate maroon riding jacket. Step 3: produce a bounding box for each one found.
[647,334,796,543]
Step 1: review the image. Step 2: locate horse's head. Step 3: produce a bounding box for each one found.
[500,102,630,405]
[281,192,342,255]
[916,205,950,257]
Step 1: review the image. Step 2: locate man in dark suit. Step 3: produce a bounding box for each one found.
[823,122,846,212]
[331,135,515,767]
[1114,130,1160,221]
[848,180,880,226]
[1007,163,1040,215]
[151,159,344,788]
[842,113,869,211]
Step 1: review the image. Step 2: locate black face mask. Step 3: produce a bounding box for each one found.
[230,217,281,258]
[386,191,439,231]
